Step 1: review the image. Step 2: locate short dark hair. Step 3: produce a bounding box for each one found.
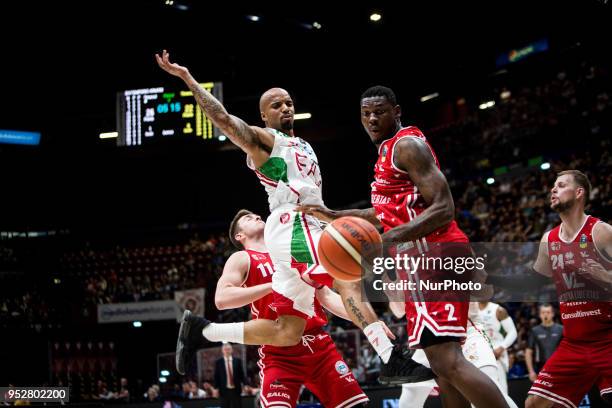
[557,170,592,204]
[361,85,397,105]
[539,303,554,311]
[229,209,253,250]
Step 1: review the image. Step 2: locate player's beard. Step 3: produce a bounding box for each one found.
[551,197,576,213]
[280,120,294,131]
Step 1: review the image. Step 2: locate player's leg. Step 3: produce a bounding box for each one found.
[496,359,509,395]
[526,340,597,408]
[400,381,436,408]
[258,356,303,408]
[304,334,369,408]
[202,313,306,347]
[524,395,553,408]
[463,326,518,408]
[594,342,612,405]
[423,334,510,408]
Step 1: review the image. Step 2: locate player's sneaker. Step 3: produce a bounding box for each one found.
[379,344,436,384]
[176,309,210,375]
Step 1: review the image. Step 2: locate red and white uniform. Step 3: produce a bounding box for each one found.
[243,250,368,408]
[372,126,470,348]
[528,216,612,408]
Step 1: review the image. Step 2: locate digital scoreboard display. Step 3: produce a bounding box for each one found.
[116,82,223,146]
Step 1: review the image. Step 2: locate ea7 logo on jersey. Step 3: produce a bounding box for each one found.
[562,272,585,289]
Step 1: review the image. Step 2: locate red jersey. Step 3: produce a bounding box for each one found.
[546,216,612,342]
[371,126,468,243]
[242,250,327,333]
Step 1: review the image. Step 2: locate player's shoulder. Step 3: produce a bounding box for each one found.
[395,125,425,138]
[592,219,612,238]
[540,228,557,243]
[227,250,250,264]
[393,133,433,164]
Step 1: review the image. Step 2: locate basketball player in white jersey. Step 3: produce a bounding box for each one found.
[477,302,517,395]
[391,302,518,408]
[156,51,431,383]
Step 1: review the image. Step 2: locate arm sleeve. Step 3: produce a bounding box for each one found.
[500,316,518,349]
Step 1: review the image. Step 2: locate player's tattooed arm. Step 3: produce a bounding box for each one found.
[155,50,273,158]
[381,137,454,243]
[345,297,369,329]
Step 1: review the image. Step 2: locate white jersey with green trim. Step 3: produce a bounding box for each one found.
[248,128,324,212]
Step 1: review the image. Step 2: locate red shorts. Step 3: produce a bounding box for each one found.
[405,301,468,348]
[398,241,471,348]
[258,329,368,408]
[528,338,612,408]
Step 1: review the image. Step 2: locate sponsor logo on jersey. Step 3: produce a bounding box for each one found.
[267,392,291,399]
[580,251,590,258]
[551,242,561,251]
[280,213,290,224]
[270,381,288,390]
[580,233,588,249]
[372,194,391,205]
[381,146,388,162]
[335,360,349,375]
[562,272,585,289]
[534,379,553,388]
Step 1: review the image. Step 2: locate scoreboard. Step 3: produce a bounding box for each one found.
[116,82,223,146]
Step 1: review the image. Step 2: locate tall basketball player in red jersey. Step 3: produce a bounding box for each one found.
[299,86,509,407]
[215,209,370,408]
[526,170,612,408]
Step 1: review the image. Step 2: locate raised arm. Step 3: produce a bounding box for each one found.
[155,50,273,166]
[382,137,454,242]
[215,251,272,310]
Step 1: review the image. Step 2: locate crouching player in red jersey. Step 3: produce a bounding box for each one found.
[215,209,370,408]
[526,170,612,408]
[299,86,510,407]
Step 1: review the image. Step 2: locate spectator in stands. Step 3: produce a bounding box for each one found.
[188,380,206,399]
[115,377,130,402]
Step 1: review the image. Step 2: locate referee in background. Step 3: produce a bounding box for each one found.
[525,303,563,382]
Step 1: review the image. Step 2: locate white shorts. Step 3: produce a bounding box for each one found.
[265,208,329,318]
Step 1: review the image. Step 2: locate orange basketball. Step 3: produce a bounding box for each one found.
[318,216,382,282]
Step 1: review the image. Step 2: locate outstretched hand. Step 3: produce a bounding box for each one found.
[155,49,190,79]
[296,204,338,223]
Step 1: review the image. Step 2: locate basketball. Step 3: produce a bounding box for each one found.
[318,216,382,282]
